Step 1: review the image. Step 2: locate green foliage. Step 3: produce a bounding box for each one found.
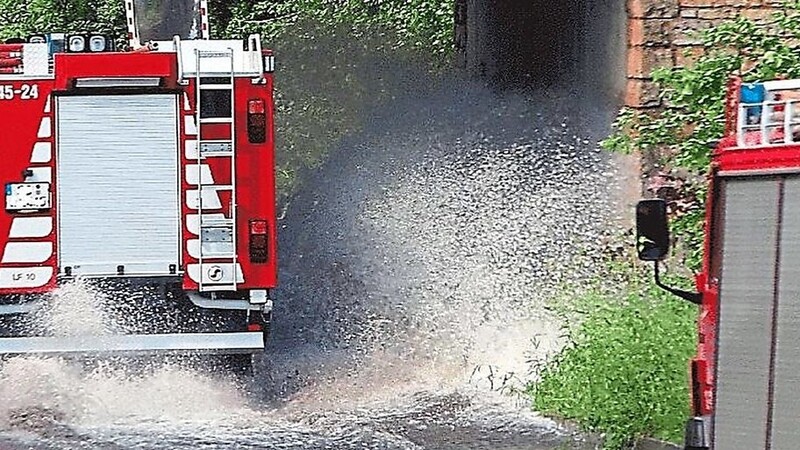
[221,0,454,57]
[0,0,125,42]
[529,282,697,449]
[602,4,800,271]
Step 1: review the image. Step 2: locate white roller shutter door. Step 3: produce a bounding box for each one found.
[57,94,180,276]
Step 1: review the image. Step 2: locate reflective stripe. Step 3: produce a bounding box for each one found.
[31,142,52,163]
[185,115,197,135]
[186,189,222,210]
[37,117,50,138]
[1,242,52,263]
[199,0,210,39]
[185,164,214,185]
[24,167,51,183]
[9,217,52,238]
[186,239,233,259]
[125,0,140,48]
[186,213,226,235]
[185,139,198,159]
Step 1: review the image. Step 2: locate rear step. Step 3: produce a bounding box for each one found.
[0,332,263,356]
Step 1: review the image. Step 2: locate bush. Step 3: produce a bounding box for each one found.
[221,0,454,58]
[528,282,696,449]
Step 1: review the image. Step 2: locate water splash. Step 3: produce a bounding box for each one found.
[0,281,253,435]
[26,279,118,337]
[269,81,627,421]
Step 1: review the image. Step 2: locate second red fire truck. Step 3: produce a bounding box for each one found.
[637,76,800,449]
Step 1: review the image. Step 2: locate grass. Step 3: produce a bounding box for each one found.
[528,274,697,449]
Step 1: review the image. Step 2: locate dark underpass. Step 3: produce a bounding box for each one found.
[462,0,627,99]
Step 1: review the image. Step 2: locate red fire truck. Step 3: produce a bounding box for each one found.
[0,0,277,370]
[636,77,800,449]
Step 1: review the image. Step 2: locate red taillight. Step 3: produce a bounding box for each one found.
[250,219,268,235]
[247,323,262,332]
[248,99,265,114]
[247,98,267,144]
[249,219,269,263]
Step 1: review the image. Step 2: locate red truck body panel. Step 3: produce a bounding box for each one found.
[0,79,57,293]
[689,76,800,443]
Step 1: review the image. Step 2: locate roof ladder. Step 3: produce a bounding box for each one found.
[195,48,238,293]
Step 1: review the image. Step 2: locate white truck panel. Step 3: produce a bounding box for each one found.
[56,94,181,277]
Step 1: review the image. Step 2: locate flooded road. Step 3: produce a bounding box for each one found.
[0,76,621,449]
[0,366,594,449]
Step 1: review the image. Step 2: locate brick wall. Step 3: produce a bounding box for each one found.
[626,0,781,107]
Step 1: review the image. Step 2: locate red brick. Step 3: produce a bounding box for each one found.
[628,45,674,78]
[674,45,705,67]
[629,18,644,46]
[680,8,699,18]
[626,79,662,108]
[628,0,679,18]
[679,0,758,5]
[628,18,674,46]
[672,18,717,46]
[697,6,737,19]
[628,0,644,17]
[679,0,716,6]
[740,7,777,22]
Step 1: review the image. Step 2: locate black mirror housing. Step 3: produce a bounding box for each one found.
[636,199,670,261]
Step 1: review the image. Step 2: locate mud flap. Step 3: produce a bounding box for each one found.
[684,416,710,450]
[0,332,264,356]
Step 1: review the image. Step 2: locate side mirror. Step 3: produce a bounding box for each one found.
[636,199,670,261]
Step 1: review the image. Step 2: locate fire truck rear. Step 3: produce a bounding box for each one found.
[636,77,800,449]
[0,0,277,368]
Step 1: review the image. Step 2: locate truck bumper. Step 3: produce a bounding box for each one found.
[0,331,264,356]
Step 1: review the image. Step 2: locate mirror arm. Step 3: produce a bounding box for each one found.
[654,262,702,305]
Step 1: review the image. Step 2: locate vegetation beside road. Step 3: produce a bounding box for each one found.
[528,273,696,448]
[603,4,800,271]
